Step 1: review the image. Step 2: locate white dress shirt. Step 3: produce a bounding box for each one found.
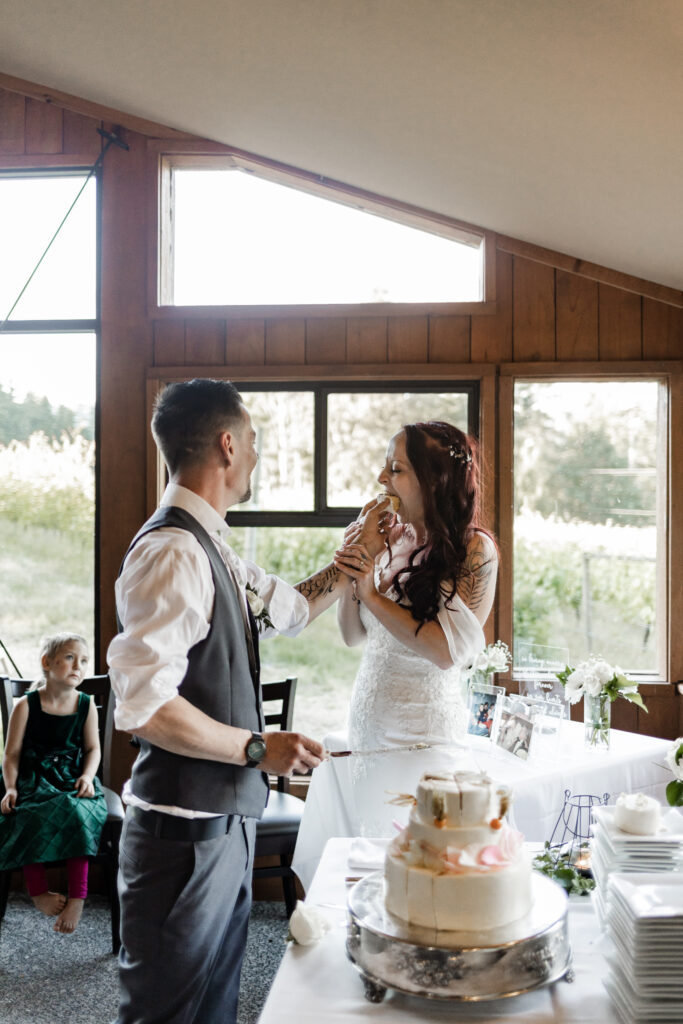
[107,483,309,815]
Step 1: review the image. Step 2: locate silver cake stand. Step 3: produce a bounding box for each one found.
[346,872,573,1003]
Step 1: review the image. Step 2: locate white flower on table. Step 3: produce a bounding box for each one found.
[287,901,331,946]
[666,738,683,782]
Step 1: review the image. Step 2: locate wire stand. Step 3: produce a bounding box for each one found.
[547,788,609,872]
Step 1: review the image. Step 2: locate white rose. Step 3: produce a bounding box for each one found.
[246,590,265,617]
[583,672,605,698]
[288,901,331,946]
[489,647,509,672]
[591,660,614,687]
[666,738,683,782]
[471,651,490,672]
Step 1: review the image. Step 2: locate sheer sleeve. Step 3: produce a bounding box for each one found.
[436,589,485,667]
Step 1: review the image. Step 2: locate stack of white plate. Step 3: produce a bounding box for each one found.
[603,873,683,1024]
[590,806,683,926]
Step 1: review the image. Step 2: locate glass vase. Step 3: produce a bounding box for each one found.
[584,692,611,751]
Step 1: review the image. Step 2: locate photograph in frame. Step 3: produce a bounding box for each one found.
[494,708,535,761]
[466,683,505,740]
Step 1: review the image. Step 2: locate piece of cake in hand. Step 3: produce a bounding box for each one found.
[384,771,532,932]
[376,492,400,514]
[613,792,661,835]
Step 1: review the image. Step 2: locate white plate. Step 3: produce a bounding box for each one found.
[608,873,683,920]
[592,806,683,847]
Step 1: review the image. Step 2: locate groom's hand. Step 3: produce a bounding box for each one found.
[260,731,325,777]
[345,496,392,557]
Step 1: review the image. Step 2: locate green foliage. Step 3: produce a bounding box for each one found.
[532,843,595,896]
[0,385,91,444]
[665,780,683,807]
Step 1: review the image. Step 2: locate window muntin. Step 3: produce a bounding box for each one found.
[0,173,96,322]
[167,165,484,307]
[513,379,662,678]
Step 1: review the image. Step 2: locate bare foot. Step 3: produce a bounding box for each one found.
[32,890,67,917]
[54,897,84,934]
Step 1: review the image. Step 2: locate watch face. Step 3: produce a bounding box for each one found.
[247,737,266,762]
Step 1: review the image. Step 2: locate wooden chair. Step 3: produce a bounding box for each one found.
[253,678,305,917]
[0,674,124,953]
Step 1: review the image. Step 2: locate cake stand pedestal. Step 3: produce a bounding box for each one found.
[346,872,572,1003]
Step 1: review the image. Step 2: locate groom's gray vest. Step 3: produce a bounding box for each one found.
[119,505,268,818]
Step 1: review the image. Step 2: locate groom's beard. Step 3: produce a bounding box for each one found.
[238,485,252,504]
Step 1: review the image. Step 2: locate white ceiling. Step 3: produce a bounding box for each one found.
[1,0,681,291]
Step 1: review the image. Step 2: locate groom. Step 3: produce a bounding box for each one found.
[108,378,385,1024]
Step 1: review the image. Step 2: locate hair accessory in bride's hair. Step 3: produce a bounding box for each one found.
[448,444,472,464]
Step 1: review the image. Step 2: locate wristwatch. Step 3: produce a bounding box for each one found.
[245,731,267,768]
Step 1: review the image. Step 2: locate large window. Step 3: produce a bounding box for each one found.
[159,156,486,308]
[219,383,476,736]
[512,379,663,679]
[0,171,97,680]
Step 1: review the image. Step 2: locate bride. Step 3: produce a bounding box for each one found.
[292,421,498,889]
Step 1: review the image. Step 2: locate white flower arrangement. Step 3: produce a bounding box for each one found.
[245,583,274,632]
[556,657,647,711]
[466,640,512,682]
[665,738,683,807]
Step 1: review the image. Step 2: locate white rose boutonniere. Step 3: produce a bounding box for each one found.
[245,583,274,632]
[287,901,331,946]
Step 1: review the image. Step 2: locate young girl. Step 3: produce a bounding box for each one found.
[0,632,108,934]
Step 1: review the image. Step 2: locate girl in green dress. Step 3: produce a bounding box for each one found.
[0,633,107,934]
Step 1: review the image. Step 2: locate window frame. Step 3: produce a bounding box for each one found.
[148,142,498,319]
[499,361,677,688]
[0,164,101,662]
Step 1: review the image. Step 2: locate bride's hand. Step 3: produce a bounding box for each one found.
[334,542,376,599]
[344,497,393,557]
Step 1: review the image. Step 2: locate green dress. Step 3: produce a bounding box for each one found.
[0,690,108,870]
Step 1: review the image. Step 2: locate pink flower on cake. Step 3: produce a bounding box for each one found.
[478,845,509,867]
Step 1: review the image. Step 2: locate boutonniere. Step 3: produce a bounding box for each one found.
[245,583,274,632]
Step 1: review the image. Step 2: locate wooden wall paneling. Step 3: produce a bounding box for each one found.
[643,299,683,360]
[184,318,226,364]
[153,319,186,365]
[25,97,63,154]
[305,317,346,364]
[62,108,102,158]
[0,90,25,153]
[226,318,266,365]
[496,374,514,660]
[555,271,598,360]
[265,318,306,364]
[428,315,470,362]
[471,249,513,362]
[512,257,555,361]
[598,285,642,360]
[610,697,639,733]
[346,317,387,362]
[637,694,680,740]
[387,315,429,362]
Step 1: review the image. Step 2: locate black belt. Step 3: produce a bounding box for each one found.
[128,804,234,841]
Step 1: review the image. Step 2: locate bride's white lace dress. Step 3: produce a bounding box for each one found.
[292,569,485,891]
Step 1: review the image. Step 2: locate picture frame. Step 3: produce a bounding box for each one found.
[515,641,570,704]
[493,707,535,761]
[466,682,506,741]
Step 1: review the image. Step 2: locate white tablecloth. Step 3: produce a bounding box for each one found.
[260,838,618,1024]
[293,721,672,891]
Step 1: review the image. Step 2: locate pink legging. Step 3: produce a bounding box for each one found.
[23,857,89,900]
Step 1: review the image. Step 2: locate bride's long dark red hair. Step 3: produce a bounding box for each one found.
[388,421,495,628]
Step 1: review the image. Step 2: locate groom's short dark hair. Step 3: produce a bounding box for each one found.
[152,378,244,474]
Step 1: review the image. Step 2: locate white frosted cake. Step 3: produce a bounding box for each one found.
[613,792,661,835]
[384,771,532,931]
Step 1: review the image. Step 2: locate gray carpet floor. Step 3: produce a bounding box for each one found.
[0,893,290,1024]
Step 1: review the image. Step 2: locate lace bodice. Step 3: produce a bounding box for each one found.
[347,594,473,751]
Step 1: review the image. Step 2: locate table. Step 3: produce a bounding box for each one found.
[293,721,672,891]
[260,838,619,1024]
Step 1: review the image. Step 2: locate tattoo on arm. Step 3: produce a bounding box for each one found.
[456,540,496,612]
[296,564,341,602]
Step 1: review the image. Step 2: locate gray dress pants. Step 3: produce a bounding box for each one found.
[117,812,256,1024]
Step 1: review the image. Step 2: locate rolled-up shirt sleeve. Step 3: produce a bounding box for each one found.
[107,529,213,732]
[242,559,309,638]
